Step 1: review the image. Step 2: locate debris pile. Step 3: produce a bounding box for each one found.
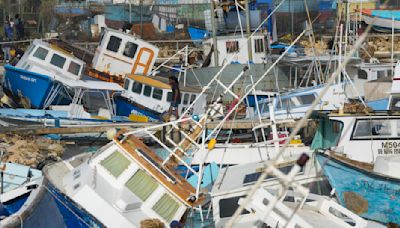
[0,134,64,167]
[364,36,400,60]
[300,40,328,56]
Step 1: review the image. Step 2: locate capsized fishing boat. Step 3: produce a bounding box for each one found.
[29,89,226,227]
[2,39,124,116]
[362,9,400,32]
[115,74,207,122]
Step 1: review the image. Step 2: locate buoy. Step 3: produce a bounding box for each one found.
[208,138,217,150]
[106,128,117,140]
[192,115,200,122]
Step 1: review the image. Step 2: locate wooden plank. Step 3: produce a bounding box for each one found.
[0,123,156,135]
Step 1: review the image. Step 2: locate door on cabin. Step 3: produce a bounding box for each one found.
[132,48,155,76]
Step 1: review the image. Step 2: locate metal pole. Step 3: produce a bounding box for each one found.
[140,0,143,37]
[129,0,132,23]
[392,16,395,77]
[245,0,253,62]
[210,0,219,66]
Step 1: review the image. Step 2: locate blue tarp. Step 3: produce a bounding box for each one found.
[188,27,208,41]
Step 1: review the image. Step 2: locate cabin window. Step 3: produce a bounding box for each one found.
[125,169,158,201]
[226,41,239,53]
[183,94,189,105]
[143,85,152,97]
[123,42,138,58]
[298,94,316,105]
[68,61,81,75]
[107,36,122,53]
[33,47,49,60]
[152,193,179,222]
[152,88,163,100]
[190,94,196,104]
[50,54,66,69]
[352,119,394,140]
[100,151,131,178]
[357,69,368,79]
[278,98,295,110]
[167,92,172,102]
[254,38,265,53]
[132,82,143,94]
[219,196,250,218]
[123,79,130,90]
[377,70,387,78]
[390,96,400,111]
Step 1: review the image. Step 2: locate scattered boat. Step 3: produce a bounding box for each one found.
[115,74,207,122]
[317,153,400,224]
[0,162,44,227]
[257,83,347,120]
[362,9,400,32]
[311,110,400,224]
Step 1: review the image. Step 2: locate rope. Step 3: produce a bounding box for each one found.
[225,0,387,225]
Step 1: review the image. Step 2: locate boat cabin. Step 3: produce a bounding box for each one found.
[203,33,267,66]
[258,84,346,120]
[59,133,200,227]
[311,113,400,164]
[16,39,85,81]
[119,74,206,118]
[92,28,159,77]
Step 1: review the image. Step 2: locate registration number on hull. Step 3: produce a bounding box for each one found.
[378,142,400,155]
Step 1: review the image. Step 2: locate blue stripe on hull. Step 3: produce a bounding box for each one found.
[3,65,55,109]
[16,182,102,228]
[317,153,400,224]
[115,96,162,121]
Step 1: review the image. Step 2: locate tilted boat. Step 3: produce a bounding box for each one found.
[362,9,400,32]
[115,74,207,122]
[313,111,400,224]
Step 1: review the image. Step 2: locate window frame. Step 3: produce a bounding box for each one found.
[297,93,316,106]
[123,41,139,59]
[182,93,189,105]
[68,61,82,76]
[33,46,49,61]
[143,85,152,97]
[254,38,265,53]
[226,41,239,53]
[152,88,163,100]
[131,81,143,94]
[106,35,122,53]
[351,118,399,140]
[50,53,67,69]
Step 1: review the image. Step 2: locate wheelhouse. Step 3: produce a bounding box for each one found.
[312,113,400,164]
[16,39,85,80]
[121,74,204,115]
[92,28,159,77]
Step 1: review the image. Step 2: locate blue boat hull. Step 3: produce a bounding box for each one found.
[12,180,103,227]
[115,95,162,121]
[3,65,70,109]
[317,153,400,224]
